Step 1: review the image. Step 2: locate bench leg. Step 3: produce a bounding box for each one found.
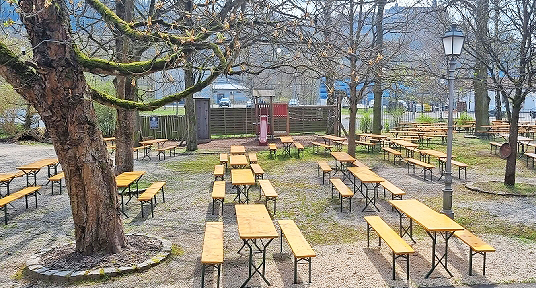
[201,264,206,288]
[469,247,473,276]
[140,201,145,218]
[3,206,7,225]
[212,199,215,215]
[392,252,396,280]
[294,256,298,284]
[150,198,154,218]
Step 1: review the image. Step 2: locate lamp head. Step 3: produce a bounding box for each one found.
[442,24,465,57]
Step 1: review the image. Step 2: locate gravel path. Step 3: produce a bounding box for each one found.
[0,137,535,288]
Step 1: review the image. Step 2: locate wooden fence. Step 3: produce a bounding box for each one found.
[139,115,187,140]
[210,106,334,135]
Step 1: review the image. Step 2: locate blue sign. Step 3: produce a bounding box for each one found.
[149,116,159,129]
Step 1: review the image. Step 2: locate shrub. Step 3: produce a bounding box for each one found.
[456,112,474,125]
[415,114,437,124]
[358,109,372,133]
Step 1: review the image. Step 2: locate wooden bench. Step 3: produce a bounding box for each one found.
[211,181,225,215]
[439,158,469,179]
[525,152,536,168]
[133,145,149,160]
[317,161,332,184]
[489,141,502,154]
[355,140,376,152]
[379,180,405,200]
[258,179,278,215]
[352,159,370,169]
[201,222,223,288]
[405,146,419,158]
[214,165,224,181]
[311,142,333,154]
[294,142,305,158]
[269,143,277,158]
[404,158,434,181]
[156,145,178,160]
[219,153,228,169]
[364,216,414,280]
[137,181,165,218]
[454,229,495,276]
[49,172,65,195]
[333,140,346,151]
[278,220,316,284]
[0,186,41,225]
[250,163,265,180]
[382,147,403,164]
[330,178,354,212]
[247,152,258,164]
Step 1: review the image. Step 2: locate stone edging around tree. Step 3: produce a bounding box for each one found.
[465,181,534,197]
[25,233,172,282]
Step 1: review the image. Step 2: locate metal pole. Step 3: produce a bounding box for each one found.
[442,57,456,219]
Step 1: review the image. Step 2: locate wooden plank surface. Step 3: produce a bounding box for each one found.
[49,172,65,181]
[331,152,356,163]
[235,204,278,239]
[201,222,224,264]
[348,168,384,183]
[279,136,294,143]
[0,186,41,207]
[364,216,414,254]
[454,230,496,252]
[278,220,316,258]
[214,165,225,176]
[231,169,255,185]
[258,180,277,197]
[230,145,246,154]
[380,181,405,196]
[229,155,248,166]
[219,153,228,163]
[0,171,25,182]
[17,158,58,171]
[115,171,146,187]
[318,161,332,171]
[389,199,464,232]
[212,181,226,198]
[250,163,265,175]
[330,178,353,197]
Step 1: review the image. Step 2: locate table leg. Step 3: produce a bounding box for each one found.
[240,238,274,288]
[361,182,380,212]
[425,231,455,278]
[394,209,416,243]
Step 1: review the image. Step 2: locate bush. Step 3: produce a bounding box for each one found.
[456,112,474,125]
[358,109,372,133]
[94,102,116,137]
[415,114,437,124]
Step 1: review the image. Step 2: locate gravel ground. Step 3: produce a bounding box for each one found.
[1,136,536,288]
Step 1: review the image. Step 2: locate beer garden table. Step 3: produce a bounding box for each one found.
[389,199,464,278]
[235,204,278,288]
[231,169,255,204]
[230,154,249,169]
[279,136,294,157]
[16,158,59,186]
[230,145,246,155]
[139,139,168,160]
[347,167,385,212]
[116,170,146,216]
[330,152,356,181]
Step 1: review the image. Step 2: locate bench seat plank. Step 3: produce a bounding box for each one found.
[250,163,265,176]
[48,172,65,182]
[380,181,406,197]
[330,178,353,197]
[365,216,414,254]
[404,158,435,169]
[318,161,332,172]
[201,222,224,264]
[258,180,277,198]
[212,181,226,199]
[137,181,166,202]
[0,186,41,207]
[278,220,316,258]
[454,229,495,252]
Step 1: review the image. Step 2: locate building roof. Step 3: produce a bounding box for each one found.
[212,82,248,90]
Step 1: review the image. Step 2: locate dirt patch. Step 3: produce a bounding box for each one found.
[466,180,536,196]
[40,234,161,271]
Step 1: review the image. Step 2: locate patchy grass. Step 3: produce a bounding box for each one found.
[164,154,215,174]
[471,181,536,196]
[302,222,365,246]
[11,265,25,280]
[170,244,185,257]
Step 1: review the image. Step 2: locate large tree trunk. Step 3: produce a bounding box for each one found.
[325,76,336,135]
[504,94,521,185]
[494,88,502,120]
[114,0,137,174]
[185,68,197,151]
[15,0,125,255]
[473,0,490,131]
[372,0,385,135]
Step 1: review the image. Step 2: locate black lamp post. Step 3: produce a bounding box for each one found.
[441,24,465,219]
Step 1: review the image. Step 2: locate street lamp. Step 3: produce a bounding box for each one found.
[441,24,465,219]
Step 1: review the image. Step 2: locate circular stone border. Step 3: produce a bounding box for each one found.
[25,233,172,282]
[465,181,536,197]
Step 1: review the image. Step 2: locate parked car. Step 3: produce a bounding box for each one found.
[246,100,253,108]
[219,98,231,107]
[288,99,299,106]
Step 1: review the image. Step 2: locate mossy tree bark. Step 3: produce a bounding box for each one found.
[1,0,125,255]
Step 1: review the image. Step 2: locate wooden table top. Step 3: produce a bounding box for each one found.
[231,169,255,185]
[321,135,346,141]
[331,152,356,163]
[201,222,224,264]
[103,137,116,142]
[347,167,384,183]
[0,171,25,182]
[229,155,248,166]
[391,139,419,148]
[389,199,464,232]
[230,145,246,154]
[17,158,59,171]
[279,136,294,143]
[116,171,146,187]
[419,149,448,158]
[235,204,278,239]
[139,139,168,145]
